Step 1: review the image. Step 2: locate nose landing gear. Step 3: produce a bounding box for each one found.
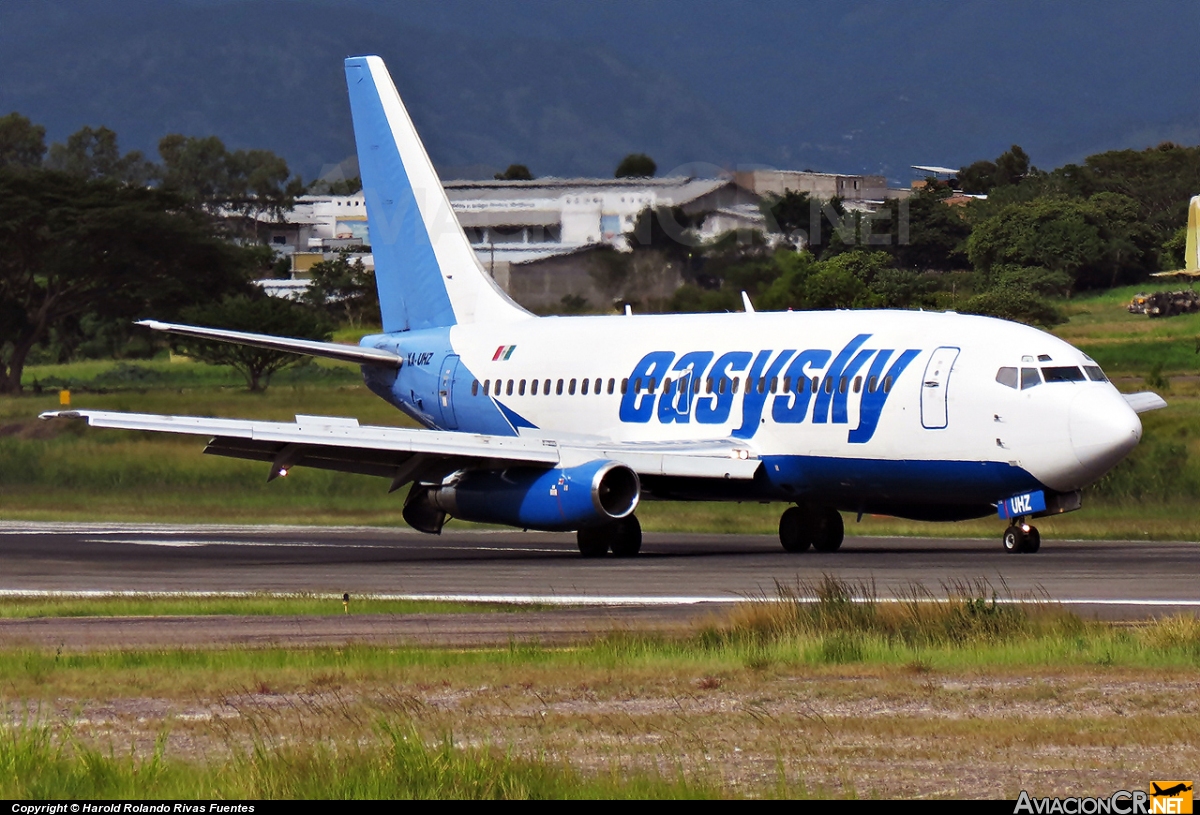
[779,505,844,553]
[1002,519,1040,554]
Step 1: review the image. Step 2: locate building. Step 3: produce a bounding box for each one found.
[254,177,765,310]
[733,169,909,210]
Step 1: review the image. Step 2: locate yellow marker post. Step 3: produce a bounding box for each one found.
[343,592,350,614]
[1186,195,1199,272]
[59,390,70,406]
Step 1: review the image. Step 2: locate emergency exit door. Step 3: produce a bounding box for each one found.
[438,355,460,430]
[920,346,959,429]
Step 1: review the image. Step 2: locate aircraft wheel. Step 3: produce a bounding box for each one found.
[811,507,845,553]
[779,506,811,553]
[576,526,610,558]
[1002,525,1025,554]
[1025,526,1041,553]
[609,515,643,558]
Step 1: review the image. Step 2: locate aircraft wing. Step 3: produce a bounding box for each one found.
[38,409,761,487]
[1122,391,1168,414]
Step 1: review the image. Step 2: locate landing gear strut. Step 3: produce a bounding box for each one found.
[1002,519,1040,554]
[779,505,844,553]
[577,514,642,558]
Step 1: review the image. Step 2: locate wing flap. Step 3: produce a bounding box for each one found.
[41,409,761,482]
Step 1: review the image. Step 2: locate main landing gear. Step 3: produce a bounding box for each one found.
[779,505,844,553]
[577,515,642,558]
[1002,519,1041,554]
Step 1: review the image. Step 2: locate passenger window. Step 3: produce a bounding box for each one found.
[557,379,564,395]
[634,377,642,393]
[1084,365,1108,382]
[531,379,539,396]
[883,376,893,393]
[621,378,628,394]
[595,378,602,395]
[518,379,526,396]
[995,367,1018,389]
[783,376,792,393]
[569,378,577,395]
[811,377,819,393]
[838,377,847,394]
[472,380,479,396]
[1020,368,1041,389]
[582,378,590,395]
[706,377,714,394]
[544,379,551,395]
[608,378,616,394]
[823,377,833,394]
[661,377,671,395]
[718,378,726,395]
[483,379,491,396]
[732,377,740,394]
[868,375,877,393]
[506,379,514,396]
[692,377,701,394]
[853,376,861,393]
[770,376,779,394]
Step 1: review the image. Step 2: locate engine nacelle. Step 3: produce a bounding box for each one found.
[403,460,640,533]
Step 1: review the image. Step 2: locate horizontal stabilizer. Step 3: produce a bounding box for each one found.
[136,320,402,367]
[1123,391,1168,414]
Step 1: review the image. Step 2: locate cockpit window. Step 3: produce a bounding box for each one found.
[1041,366,1086,383]
[995,367,1018,389]
[1020,368,1041,389]
[1083,365,1108,382]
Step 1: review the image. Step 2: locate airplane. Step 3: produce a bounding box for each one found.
[40,55,1168,557]
[1151,783,1193,798]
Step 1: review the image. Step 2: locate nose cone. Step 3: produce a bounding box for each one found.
[1068,389,1142,484]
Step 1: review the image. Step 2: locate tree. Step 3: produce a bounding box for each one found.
[960,278,1063,327]
[174,294,332,391]
[966,197,1108,292]
[877,184,971,271]
[0,112,46,169]
[303,252,380,328]
[157,134,304,224]
[615,153,656,178]
[0,168,254,393]
[46,125,153,185]
[994,145,1031,187]
[494,164,533,181]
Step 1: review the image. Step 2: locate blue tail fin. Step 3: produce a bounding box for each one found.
[344,56,528,332]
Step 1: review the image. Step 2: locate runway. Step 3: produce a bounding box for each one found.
[1,521,1197,616]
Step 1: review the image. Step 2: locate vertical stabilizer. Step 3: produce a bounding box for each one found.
[1187,195,1200,272]
[344,56,529,332]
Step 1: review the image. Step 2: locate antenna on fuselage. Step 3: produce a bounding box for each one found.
[741,291,755,313]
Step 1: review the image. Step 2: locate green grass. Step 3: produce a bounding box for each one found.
[0,594,535,619]
[0,715,719,799]
[1,585,1197,799]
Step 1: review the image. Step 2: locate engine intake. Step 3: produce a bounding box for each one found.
[403,460,640,533]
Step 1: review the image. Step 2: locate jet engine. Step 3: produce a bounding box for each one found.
[402,460,640,534]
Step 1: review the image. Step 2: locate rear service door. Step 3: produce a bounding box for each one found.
[439,354,460,430]
[920,346,960,429]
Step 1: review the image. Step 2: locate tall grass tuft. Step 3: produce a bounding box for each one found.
[700,576,1091,665]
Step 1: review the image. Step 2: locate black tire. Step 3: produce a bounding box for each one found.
[1003,525,1025,554]
[779,506,811,553]
[576,526,609,558]
[811,507,845,553]
[609,515,643,558]
[1025,526,1041,553]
